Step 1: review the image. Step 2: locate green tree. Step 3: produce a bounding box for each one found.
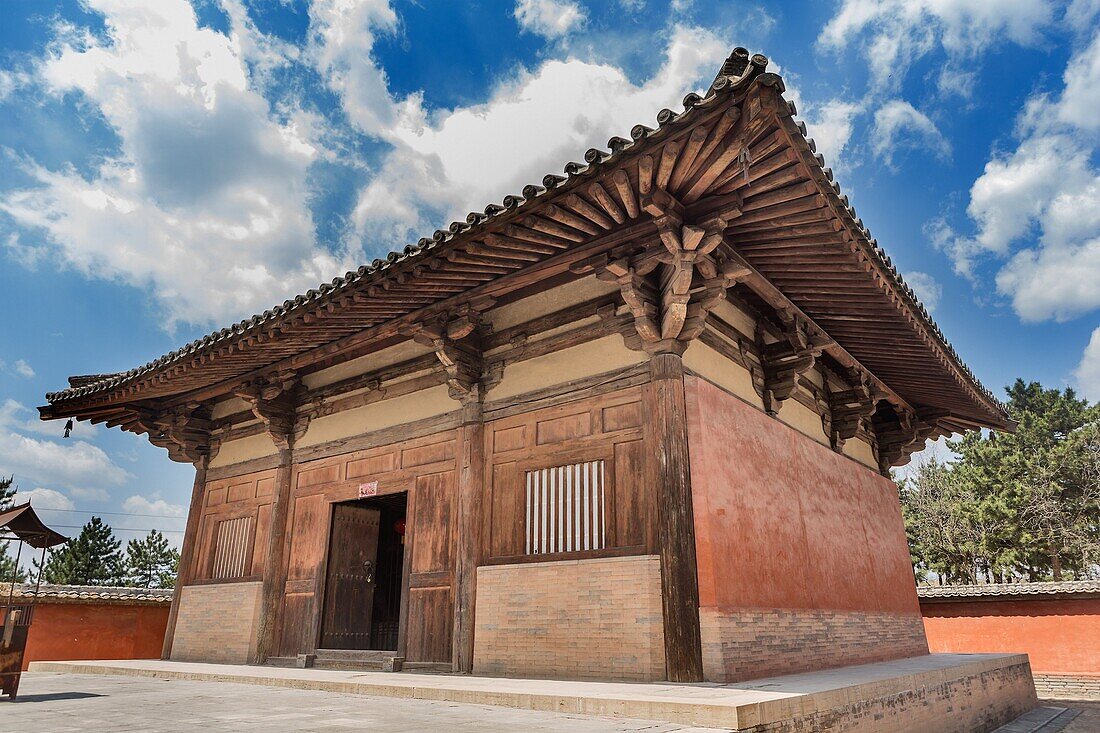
[37,516,124,586]
[124,529,179,588]
[900,380,1100,584]
[0,475,27,583]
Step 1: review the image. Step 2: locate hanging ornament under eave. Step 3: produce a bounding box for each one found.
[63,419,73,439]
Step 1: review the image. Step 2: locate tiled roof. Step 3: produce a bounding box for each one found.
[1,583,174,605]
[41,47,1008,429]
[917,581,1100,600]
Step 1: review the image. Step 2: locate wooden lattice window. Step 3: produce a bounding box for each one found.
[525,460,606,555]
[211,516,252,579]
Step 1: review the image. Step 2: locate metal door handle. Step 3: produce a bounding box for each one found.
[364,560,375,584]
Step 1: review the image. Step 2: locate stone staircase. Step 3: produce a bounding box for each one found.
[268,649,450,673]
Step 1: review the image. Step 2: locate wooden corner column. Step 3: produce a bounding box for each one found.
[254,447,293,663]
[452,392,485,673]
[648,353,704,682]
[162,455,208,660]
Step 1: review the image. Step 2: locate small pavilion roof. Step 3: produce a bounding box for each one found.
[39,48,1011,433]
[0,503,68,549]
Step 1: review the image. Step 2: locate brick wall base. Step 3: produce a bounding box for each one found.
[171,581,262,664]
[700,607,929,682]
[1034,673,1100,701]
[473,555,665,681]
[739,655,1037,733]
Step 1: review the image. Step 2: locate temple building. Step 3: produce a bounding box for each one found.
[42,49,1025,695]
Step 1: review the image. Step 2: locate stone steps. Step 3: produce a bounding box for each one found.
[268,650,450,674]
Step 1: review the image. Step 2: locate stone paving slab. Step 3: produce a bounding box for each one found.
[30,653,1030,730]
[3,672,724,732]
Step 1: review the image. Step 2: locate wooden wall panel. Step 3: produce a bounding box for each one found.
[404,470,457,663]
[287,494,327,582]
[483,386,652,565]
[410,472,454,575]
[189,468,276,584]
[406,586,453,663]
[279,592,316,657]
[614,439,647,548]
[489,462,523,558]
[251,503,272,577]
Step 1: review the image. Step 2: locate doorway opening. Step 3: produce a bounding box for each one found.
[319,492,407,652]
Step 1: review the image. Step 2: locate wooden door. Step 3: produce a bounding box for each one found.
[320,504,380,650]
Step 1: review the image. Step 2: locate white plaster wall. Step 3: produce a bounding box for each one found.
[296,384,455,447]
[488,336,646,402]
[209,433,278,468]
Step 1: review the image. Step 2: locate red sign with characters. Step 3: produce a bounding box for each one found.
[358,481,378,498]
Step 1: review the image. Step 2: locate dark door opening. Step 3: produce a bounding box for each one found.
[319,492,407,651]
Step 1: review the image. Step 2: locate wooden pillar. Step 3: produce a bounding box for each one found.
[452,395,485,673]
[648,353,703,682]
[253,447,293,663]
[161,457,208,659]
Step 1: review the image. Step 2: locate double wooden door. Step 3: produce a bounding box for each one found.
[319,504,380,650]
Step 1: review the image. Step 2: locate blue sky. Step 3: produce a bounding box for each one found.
[1,0,1099,551]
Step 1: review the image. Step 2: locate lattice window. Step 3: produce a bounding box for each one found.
[525,460,606,555]
[211,516,252,579]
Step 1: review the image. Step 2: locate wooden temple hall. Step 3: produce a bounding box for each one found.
[41,49,1011,684]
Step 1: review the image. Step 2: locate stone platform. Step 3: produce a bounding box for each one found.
[31,653,1037,732]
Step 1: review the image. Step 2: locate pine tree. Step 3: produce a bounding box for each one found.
[37,516,124,586]
[900,380,1100,584]
[0,475,27,583]
[124,529,180,588]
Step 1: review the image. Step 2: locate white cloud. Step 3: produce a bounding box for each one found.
[69,486,111,502]
[347,25,728,243]
[1077,325,1100,401]
[871,99,950,167]
[802,99,863,170]
[1067,0,1100,34]
[903,271,943,311]
[12,360,34,378]
[942,31,1100,322]
[121,494,187,547]
[14,487,76,511]
[514,0,587,39]
[775,64,862,173]
[819,0,1053,91]
[0,70,14,101]
[0,427,130,491]
[1,0,353,328]
[122,494,185,517]
[307,0,401,137]
[0,398,97,439]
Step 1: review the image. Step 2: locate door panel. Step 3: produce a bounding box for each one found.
[320,504,381,649]
[405,471,455,662]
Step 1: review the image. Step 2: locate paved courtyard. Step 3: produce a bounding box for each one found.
[3,672,723,732]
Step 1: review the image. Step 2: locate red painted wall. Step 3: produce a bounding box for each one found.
[922,598,1100,675]
[685,376,921,615]
[19,602,169,670]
